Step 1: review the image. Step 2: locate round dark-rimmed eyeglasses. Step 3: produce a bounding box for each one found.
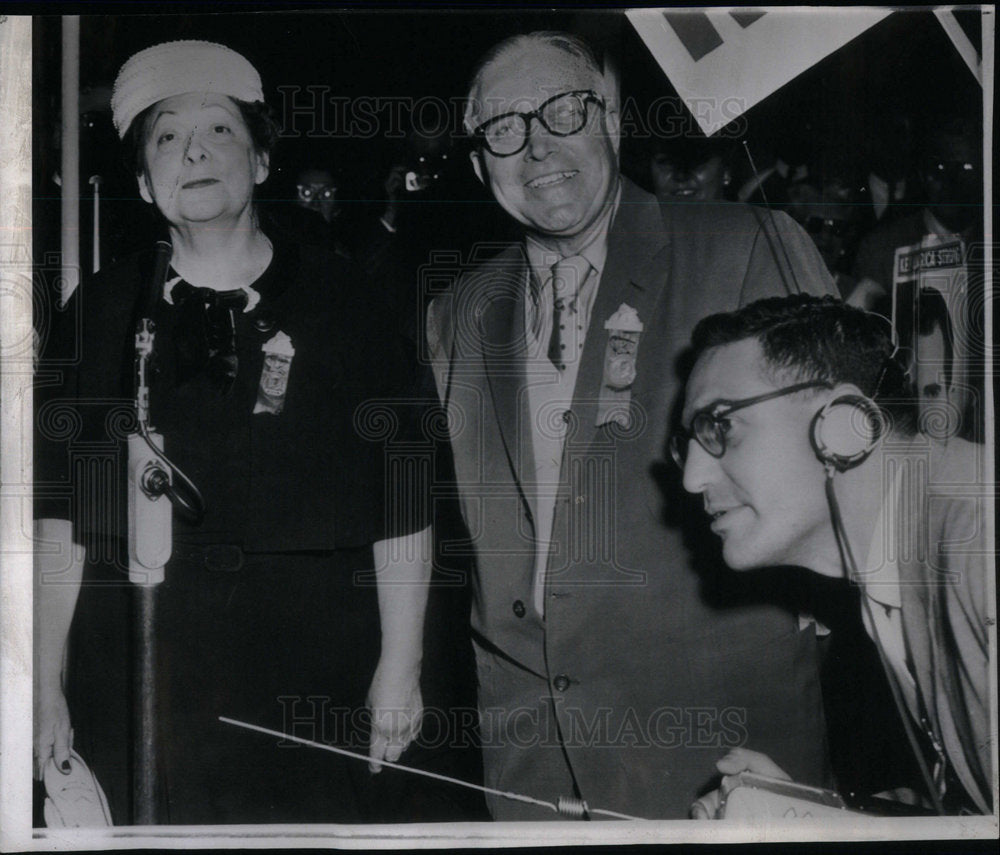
[669,381,830,467]
[297,183,336,202]
[472,90,605,157]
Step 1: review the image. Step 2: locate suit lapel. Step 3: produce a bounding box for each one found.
[477,182,671,522]
[571,179,671,448]
[897,459,989,812]
[899,562,936,725]
[477,245,537,525]
[896,454,938,720]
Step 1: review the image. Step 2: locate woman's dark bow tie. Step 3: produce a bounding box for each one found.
[169,280,249,393]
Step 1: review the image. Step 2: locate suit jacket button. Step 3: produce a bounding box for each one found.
[253,313,275,333]
[561,409,572,424]
[512,599,526,618]
[553,674,570,692]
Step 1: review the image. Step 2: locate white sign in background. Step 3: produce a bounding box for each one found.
[627,7,892,135]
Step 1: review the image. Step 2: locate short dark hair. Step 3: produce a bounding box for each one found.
[122,97,280,177]
[690,295,915,433]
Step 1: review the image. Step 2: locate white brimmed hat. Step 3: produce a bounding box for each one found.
[111,40,264,138]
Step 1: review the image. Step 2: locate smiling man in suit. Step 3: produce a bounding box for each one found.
[427,30,838,819]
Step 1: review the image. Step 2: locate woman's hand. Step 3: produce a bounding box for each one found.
[366,657,423,773]
[34,683,73,781]
[33,518,84,782]
[690,748,792,819]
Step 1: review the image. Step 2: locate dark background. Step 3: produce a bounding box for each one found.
[32,7,984,267]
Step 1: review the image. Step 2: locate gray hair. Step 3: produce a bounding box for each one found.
[464,31,610,132]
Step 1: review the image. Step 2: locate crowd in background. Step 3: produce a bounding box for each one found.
[37,94,984,338]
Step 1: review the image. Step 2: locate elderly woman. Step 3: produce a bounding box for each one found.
[34,41,431,825]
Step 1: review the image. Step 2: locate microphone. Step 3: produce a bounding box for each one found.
[141,240,173,322]
[128,432,172,585]
[134,241,171,426]
[128,241,173,585]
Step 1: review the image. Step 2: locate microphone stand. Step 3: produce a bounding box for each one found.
[127,242,207,824]
[128,241,172,825]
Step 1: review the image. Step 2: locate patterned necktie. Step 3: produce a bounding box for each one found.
[547,255,590,370]
[170,280,248,392]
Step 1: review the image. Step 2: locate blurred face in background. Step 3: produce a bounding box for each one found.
[650,150,728,204]
[786,180,860,276]
[297,167,340,222]
[922,131,981,232]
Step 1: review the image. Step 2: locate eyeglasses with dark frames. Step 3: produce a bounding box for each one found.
[297,183,336,202]
[472,90,605,157]
[670,381,830,467]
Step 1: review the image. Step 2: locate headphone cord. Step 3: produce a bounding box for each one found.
[824,471,946,815]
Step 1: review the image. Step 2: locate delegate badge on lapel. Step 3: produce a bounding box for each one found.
[254,331,295,415]
[596,303,643,428]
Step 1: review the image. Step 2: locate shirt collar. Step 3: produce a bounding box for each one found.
[160,235,293,312]
[163,272,261,312]
[524,180,621,282]
[859,465,904,610]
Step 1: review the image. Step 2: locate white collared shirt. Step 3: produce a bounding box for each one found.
[521,185,621,617]
[857,464,920,720]
[163,274,261,312]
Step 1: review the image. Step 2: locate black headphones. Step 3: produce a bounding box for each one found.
[809,394,887,473]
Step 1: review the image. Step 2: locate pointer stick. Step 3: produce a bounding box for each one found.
[219,715,644,821]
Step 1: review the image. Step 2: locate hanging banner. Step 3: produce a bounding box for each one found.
[626,7,892,135]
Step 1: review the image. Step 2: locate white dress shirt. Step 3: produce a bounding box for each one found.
[522,188,620,616]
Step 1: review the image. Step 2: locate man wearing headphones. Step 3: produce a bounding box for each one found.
[673,295,992,816]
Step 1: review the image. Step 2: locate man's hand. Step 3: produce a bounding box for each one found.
[366,657,423,773]
[690,748,791,819]
[368,528,430,773]
[34,683,72,781]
